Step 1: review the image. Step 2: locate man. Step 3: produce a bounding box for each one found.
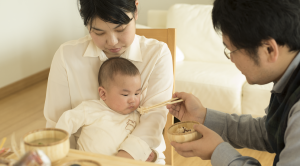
[167,0,300,165]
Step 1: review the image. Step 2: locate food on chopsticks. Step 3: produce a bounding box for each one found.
[136,106,147,115]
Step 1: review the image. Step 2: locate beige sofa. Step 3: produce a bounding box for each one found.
[137,4,273,117]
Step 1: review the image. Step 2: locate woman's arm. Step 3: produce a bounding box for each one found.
[44,46,72,128]
[118,43,173,161]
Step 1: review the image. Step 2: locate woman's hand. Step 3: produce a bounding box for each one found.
[166,92,207,124]
[146,150,157,162]
[116,150,134,159]
[117,150,157,162]
[171,124,224,160]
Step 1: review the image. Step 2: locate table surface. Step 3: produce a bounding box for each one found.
[7,149,169,166]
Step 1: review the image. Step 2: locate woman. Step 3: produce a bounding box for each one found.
[44,0,173,164]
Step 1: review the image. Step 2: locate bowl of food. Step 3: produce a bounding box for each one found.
[168,121,203,143]
[23,128,69,162]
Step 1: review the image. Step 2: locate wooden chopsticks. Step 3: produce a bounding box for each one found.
[137,98,183,114]
[0,137,6,150]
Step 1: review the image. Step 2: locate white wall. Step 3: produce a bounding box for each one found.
[0,0,87,88]
[0,0,214,89]
[137,0,214,25]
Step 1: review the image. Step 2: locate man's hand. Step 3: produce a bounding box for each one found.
[171,124,223,160]
[166,92,207,124]
[116,150,134,159]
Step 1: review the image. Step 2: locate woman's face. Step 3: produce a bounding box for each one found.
[88,12,137,58]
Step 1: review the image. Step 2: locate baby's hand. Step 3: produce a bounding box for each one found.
[146,150,156,162]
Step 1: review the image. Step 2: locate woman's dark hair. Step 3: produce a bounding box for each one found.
[98,57,140,87]
[212,0,300,64]
[78,0,136,30]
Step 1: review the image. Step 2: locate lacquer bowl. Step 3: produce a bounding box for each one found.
[23,128,70,162]
[168,121,203,143]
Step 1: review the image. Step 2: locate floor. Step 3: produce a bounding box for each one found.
[0,79,275,165]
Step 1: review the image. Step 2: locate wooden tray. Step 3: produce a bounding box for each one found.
[7,149,168,166]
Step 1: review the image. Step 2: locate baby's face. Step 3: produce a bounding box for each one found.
[105,74,142,115]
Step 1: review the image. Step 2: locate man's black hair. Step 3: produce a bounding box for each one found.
[212,0,300,64]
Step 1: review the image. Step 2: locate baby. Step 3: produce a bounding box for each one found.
[55,57,156,162]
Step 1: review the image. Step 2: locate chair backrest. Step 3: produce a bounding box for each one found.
[136,28,176,166]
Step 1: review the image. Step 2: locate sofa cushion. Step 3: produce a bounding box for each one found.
[175,61,246,114]
[242,82,273,117]
[176,46,185,62]
[166,4,229,63]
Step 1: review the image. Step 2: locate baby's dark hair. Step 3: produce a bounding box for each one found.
[98,57,140,87]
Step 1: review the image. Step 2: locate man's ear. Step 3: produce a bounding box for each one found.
[134,0,139,20]
[98,86,107,101]
[262,38,279,63]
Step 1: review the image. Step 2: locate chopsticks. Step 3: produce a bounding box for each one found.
[137,98,183,114]
[0,137,6,150]
[148,98,184,110]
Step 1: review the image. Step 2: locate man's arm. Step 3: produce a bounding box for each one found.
[212,142,261,166]
[210,100,300,166]
[203,109,271,166]
[205,109,274,152]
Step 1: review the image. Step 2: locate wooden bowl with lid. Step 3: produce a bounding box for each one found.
[168,121,203,143]
[23,128,70,162]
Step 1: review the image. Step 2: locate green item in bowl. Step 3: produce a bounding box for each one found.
[29,138,61,145]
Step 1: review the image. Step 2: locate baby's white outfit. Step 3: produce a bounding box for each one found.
[56,99,140,156]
